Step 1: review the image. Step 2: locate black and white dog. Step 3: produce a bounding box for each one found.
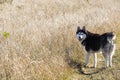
[76,26,116,67]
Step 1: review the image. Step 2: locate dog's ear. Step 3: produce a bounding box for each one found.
[82,26,86,30]
[77,26,81,31]
[82,26,87,33]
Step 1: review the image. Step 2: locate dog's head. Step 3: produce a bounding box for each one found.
[76,26,87,41]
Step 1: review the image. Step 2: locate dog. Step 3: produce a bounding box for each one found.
[76,26,116,68]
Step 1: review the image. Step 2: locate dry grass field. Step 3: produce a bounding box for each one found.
[0,0,120,80]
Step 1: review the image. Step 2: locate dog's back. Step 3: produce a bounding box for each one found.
[82,31,116,52]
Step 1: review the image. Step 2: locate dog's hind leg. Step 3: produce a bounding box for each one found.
[109,44,116,67]
[109,54,113,67]
[93,53,97,68]
[102,53,109,67]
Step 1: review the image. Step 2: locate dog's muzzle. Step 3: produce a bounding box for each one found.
[78,37,83,41]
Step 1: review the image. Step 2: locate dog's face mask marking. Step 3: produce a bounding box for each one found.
[76,32,86,41]
[76,26,87,41]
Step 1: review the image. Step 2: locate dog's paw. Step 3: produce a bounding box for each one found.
[93,65,97,68]
[90,66,96,68]
[109,64,112,67]
[83,64,88,68]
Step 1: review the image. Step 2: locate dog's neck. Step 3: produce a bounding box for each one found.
[81,39,86,46]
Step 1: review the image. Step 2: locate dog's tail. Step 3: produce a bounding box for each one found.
[107,32,116,43]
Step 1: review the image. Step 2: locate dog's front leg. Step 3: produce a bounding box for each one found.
[93,53,97,68]
[84,52,90,67]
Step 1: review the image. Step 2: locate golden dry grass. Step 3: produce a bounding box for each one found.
[0,0,120,80]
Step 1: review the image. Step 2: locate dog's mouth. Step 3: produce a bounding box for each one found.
[78,37,83,41]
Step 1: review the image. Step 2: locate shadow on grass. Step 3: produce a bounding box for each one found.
[67,58,106,75]
[64,48,106,75]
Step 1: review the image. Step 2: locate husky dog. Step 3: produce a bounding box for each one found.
[76,26,116,67]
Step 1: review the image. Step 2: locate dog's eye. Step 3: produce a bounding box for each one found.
[78,32,84,35]
[80,33,84,35]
